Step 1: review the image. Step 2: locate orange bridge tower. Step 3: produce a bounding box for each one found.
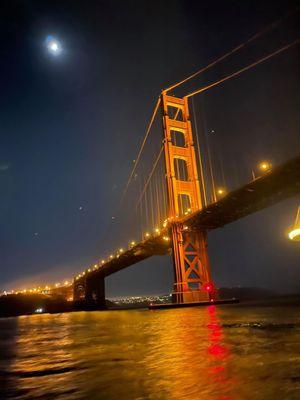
[161,92,215,303]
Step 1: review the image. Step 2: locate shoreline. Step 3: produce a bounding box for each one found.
[0,293,299,319]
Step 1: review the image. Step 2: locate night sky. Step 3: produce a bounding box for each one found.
[1,0,299,296]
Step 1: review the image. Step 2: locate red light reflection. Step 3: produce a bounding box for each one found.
[206,305,234,399]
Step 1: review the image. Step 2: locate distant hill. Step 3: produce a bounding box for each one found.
[218,286,278,301]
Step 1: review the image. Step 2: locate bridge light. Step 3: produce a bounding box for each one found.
[101,260,105,264]
[145,232,150,238]
[109,255,113,259]
[155,228,160,234]
[217,188,226,197]
[163,236,170,241]
[289,228,300,241]
[64,281,69,286]
[94,264,98,269]
[131,241,136,246]
[204,283,213,292]
[55,282,60,287]
[87,268,91,273]
[288,206,300,241]
[259,161,272,172]
[119,248,124,253]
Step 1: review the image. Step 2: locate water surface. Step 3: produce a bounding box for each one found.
[1,305,300,399]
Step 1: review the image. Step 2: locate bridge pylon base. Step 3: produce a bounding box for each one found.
[73,275,106,309]
[171,225,216,304]
[172,290,210,304]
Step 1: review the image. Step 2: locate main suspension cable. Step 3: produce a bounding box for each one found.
[164,6,300,93]
[135,146,164,211]
[185,38,300,99]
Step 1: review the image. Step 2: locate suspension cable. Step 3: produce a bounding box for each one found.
[185,38,300,98]
[119,97,161,205]
[164,7,300,93]
[136,146,164,210]
[191,97,207,207]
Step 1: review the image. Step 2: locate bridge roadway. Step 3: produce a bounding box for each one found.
[74,155,300,288]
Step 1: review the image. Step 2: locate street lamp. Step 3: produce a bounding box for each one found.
[252,160,272,180]
[259,161,272,172]
[216,187,226,197]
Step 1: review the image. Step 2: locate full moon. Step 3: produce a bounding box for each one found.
[45,36,62,55]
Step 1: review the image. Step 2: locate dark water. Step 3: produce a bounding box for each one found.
[1,305,300,400]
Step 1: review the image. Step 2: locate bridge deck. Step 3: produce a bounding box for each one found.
[185,155,300,230]
[76,155,300,282]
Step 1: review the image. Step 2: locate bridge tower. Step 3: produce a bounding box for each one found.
[161,93,215,303]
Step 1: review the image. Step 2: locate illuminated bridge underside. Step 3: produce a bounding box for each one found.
[75,155,300,295]
[186,155,300,230]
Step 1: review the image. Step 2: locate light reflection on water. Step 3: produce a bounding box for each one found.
[0,305,300,399]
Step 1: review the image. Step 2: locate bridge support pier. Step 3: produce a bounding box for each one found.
[73,275,106,309]
[85,275,106,308]
[171,225,214,303]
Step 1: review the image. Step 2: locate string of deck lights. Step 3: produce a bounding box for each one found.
[74,224,172,281]
[2,280,72,297]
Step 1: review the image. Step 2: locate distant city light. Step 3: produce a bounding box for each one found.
[35,308,44,313]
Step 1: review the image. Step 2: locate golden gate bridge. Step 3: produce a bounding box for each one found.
[5,10,300,307]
